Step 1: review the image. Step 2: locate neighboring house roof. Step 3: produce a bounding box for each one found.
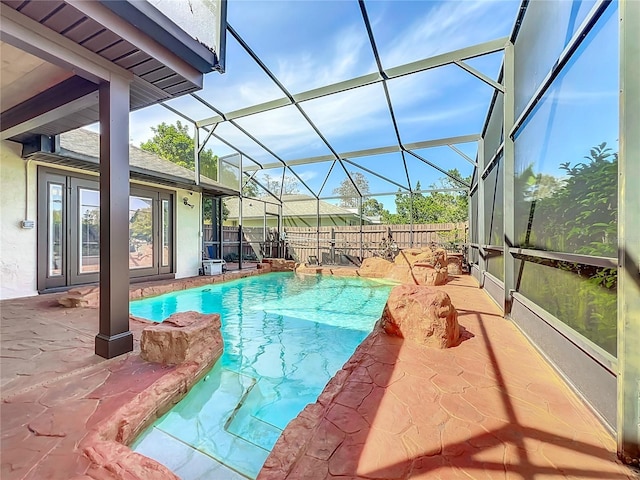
[22,128,237,196]
[225,194,363,219]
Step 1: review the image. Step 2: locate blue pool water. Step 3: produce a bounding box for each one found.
[131,272,393,478]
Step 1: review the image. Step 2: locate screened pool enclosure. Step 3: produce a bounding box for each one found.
[129,0,638,465]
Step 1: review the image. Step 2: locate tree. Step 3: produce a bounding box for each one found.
[385,170,470,224]
[242,178,260,197]
[257,173,299,197]
[511,143,618,356]
[332,172,370,208]
[140,121,218,177]
[129,207,152,242]
[515,142,617,256]
[203,196,229,224]
[361,198,386,217]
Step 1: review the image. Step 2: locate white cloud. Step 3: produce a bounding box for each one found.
[276,24,376,93]
[296,170,318,182]
[380,1,514,69]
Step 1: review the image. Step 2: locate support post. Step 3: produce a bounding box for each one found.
[316,198,320,261]
[617,0,640,464]
[359,195,364,261]
[409,192,414,248]
[503,42,516,315]
[218,198,224,260]
[330,227,336,264]
[477,138,487,278]
[95,75,133,358]
[238,195,243,270]
[194,125,200,185]
[278,203,283,258]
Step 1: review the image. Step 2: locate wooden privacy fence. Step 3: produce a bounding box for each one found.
[203,223,467,265]
[283,222,468,265]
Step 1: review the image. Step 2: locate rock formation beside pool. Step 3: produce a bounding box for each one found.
[356,256,395,278]
[358,246,449,286]
[261,258,296,271]
[140,311,223,365]
[381,284,460,348]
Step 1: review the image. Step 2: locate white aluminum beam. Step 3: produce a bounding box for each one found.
[195,38,507,129]
[385,37,509,79]
[448,144,477,166]
[454,60,504,92]
[403,134,480,150]
[237,135,480,171]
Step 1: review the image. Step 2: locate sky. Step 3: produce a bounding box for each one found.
[86,0,617,211]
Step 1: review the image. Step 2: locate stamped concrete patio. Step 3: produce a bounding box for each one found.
[1,271,638,480]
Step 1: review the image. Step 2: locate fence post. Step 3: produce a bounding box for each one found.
[330,227,336,264]
[359,196,364,261]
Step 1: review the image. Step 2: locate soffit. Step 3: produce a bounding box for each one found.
[1,0,216,142]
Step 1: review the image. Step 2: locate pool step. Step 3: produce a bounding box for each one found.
[152,367,271,479]
[133,427,249,479]
[225,379,283,451]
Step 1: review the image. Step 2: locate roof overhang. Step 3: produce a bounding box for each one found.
[1,0,225,143]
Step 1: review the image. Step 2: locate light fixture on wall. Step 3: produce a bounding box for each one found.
[183,197,194,209]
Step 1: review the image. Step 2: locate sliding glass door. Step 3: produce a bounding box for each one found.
[38,169,174,291]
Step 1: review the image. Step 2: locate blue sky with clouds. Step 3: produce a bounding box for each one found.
[86,1,618,210]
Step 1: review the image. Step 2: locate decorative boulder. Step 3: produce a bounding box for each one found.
[295,264,323,275]
[141,311,223,365]
[433,248,447,268]
[447,254,463,275]
[381,285,459,348]
[393,248,435,268]
[257,262,273,272]
[358,256,394,278]
[58,286,100,308]
[262,258,296,272]
[386,263,448,286]
[412,263,449,286]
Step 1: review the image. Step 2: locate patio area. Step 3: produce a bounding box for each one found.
[1,271,636,480]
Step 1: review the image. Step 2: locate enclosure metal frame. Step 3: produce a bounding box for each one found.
[617,0,640,463]
[467,0,635,457]
[154,0,635,459]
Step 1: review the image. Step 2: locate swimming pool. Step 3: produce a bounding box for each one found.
[131,272,393,479]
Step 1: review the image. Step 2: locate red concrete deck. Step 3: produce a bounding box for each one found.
[1,272,637,480]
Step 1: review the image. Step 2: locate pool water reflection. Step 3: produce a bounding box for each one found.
[131,272,393,478]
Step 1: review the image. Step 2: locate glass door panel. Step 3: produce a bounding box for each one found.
[162,199,170,267]
[129,195,154,270]
[48,183,64,277]
[79,188,100,274]
[38,171,68,291]
[70,177,100,286]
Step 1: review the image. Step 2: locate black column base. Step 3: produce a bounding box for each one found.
[95,331,133,359]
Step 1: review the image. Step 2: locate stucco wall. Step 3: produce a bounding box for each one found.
[0,141,38,300]
[175,190,202,279]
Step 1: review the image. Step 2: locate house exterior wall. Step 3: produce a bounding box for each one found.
[0,141,38,300]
